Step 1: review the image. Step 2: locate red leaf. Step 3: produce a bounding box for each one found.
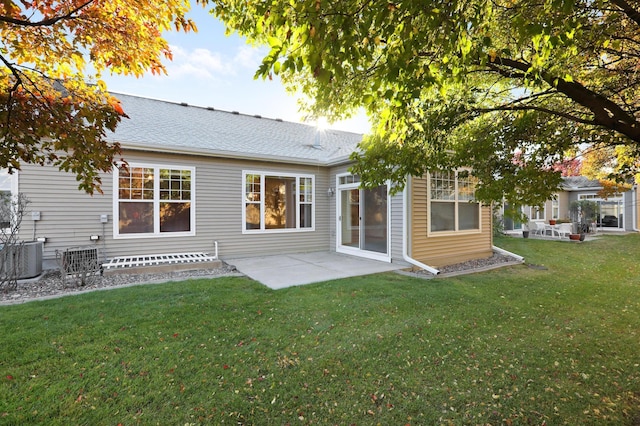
[6,375,13,380]
[108,96,126,116]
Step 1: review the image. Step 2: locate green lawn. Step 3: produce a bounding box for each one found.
[1,234,639,425]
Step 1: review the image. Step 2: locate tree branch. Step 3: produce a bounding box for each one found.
[474,104,597,125]
[502,89,558,107]
[486,62,527,80]
[609,0,640,27]
[0,0,95,27]
[487,55,640,141]
[0,54,22,140]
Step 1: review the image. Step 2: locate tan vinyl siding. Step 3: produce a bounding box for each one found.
[410,176,493,267]
[637,186,640,230]
[389,191,404,263]
[557,192,570,221]
[19,149,332,261]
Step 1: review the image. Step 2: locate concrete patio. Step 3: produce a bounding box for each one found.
[225,251,407,289]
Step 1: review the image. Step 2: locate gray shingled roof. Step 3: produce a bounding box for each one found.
[561,176,602,190]
[105,93,363,165]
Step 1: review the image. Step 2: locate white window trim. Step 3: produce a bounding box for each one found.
[427,171,482,236]
[113,163,196,239]
[0,169,19,232]
[335,172,392,262]
[242,170,315,234]
[0,169,19,196]
[530,205,546,221]
[552,197,559,220]
[579,192,623,202]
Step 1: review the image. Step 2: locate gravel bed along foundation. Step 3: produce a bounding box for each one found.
[1,264,239,305]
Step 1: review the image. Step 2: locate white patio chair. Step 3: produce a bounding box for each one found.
[547,224,561,238]
[557,223,572,238]
[534,221,546,236]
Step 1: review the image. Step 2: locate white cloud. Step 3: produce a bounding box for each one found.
[233,45,265,69]
[164,45,227,79]
[162,44,265,81]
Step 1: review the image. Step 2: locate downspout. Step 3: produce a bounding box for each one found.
[633,185,639,232]
[492,245,525,263]
[402,184,440,275]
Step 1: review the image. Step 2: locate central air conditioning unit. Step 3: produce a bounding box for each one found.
[0,241,43,279]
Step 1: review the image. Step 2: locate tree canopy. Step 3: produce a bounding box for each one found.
[1,0,199,193]
[212,0,640,207]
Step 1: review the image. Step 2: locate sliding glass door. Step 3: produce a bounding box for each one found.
[337,176,390,261]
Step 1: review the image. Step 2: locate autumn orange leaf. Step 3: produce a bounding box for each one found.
[108,97,126,116]
[0,0,198,193]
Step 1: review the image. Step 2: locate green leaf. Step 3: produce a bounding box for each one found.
[267,36,282,48]
[316,68,331,84]
[209,0,640,206]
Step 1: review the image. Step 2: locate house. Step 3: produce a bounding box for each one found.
[501,176,639,232]
[7,93,496,273]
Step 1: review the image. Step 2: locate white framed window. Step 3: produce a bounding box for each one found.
[578,193,598,200]
[428,170,480,233]
[0,169,18,229]
[530,205,545,221]
[114,163,195,238]
[243,171,315,233]
[552,197,559,219]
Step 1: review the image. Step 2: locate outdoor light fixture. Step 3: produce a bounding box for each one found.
[327,187,335,197]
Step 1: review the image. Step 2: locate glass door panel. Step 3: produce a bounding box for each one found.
[338,184,388,257]
[599,200,621,228]
[340,189,360,248]
[503,203,522,230]
[363,185,388,253]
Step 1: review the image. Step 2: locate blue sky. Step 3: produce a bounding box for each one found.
[102,7,370,134]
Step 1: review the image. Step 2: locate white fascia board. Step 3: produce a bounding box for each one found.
[119,141,326,167]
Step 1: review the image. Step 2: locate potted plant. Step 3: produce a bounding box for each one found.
[521,215,530,238]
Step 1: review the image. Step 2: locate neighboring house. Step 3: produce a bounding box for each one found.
[501,176,639,232]
[9,93,495,272]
